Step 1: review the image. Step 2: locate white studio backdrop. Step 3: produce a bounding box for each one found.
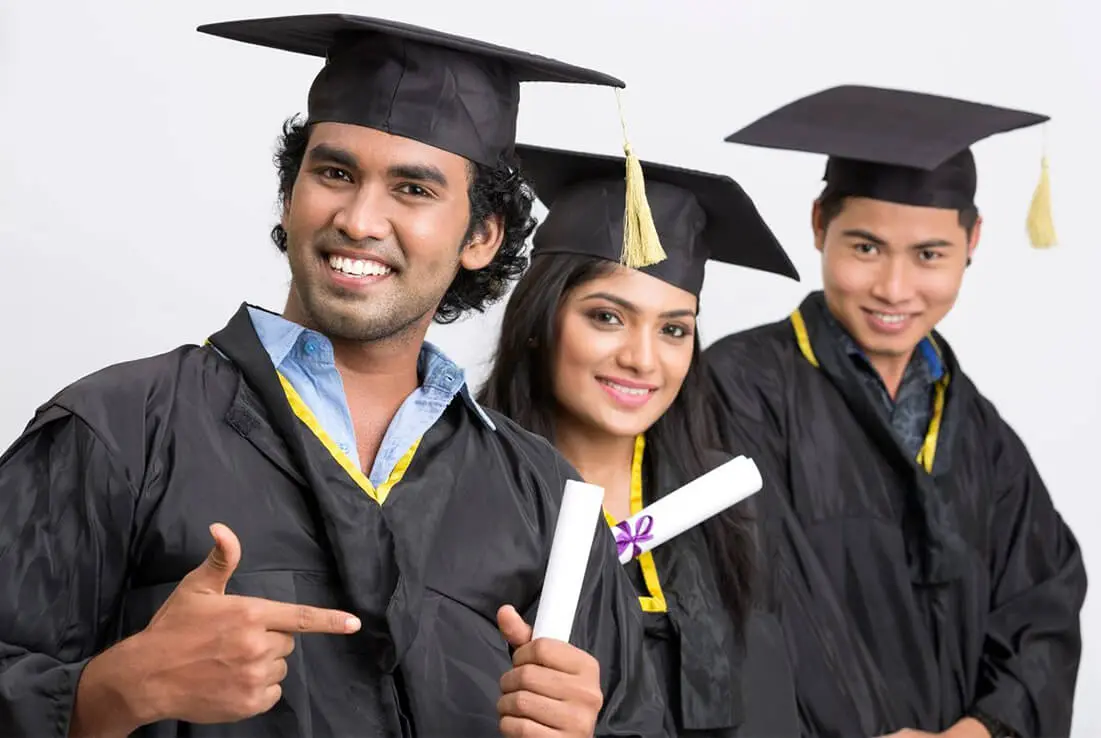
[2,0,1099,732]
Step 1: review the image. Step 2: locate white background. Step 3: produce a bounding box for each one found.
[2,0,1098,732]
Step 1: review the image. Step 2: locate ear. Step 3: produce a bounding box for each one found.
[811,200,827,253]
[966,214,982,262]
[460,213,505,271]
[280,184,295,232]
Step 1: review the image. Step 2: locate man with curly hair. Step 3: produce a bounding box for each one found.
[0,14,669,738]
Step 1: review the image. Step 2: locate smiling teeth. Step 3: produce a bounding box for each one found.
[328,255,392,277]
[873,312,907,324]
[600,379,650,396]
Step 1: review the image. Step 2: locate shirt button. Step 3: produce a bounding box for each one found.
[304,340,317,355]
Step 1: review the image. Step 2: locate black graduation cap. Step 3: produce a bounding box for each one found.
[196,14,626,167]
[517,144,800,297]
[724,85,1057,247]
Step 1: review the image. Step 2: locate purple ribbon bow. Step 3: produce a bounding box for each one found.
[614,515,654,559]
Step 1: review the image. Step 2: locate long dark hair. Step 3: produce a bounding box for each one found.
[477,252,755,626]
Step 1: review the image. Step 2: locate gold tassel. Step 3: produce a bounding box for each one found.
[616,89,666,268]
[1026,155,1057,249]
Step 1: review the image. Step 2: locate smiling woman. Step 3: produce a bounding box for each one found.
[553,269,697,450]
[478,144,801,737]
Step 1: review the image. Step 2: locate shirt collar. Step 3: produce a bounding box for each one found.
[820,304,944,383]
[418,339,498,431]
[247,305,311,369]
[245,305,496,431]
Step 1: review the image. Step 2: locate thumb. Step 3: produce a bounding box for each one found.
[179,523,241,595]
[497,604,533,649]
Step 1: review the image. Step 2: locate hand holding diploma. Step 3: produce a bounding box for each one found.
[497,605,603,737]
[613,455,763,564]
[497,480,606,736]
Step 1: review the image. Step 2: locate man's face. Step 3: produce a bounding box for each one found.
[814,196,980,360]
[281,122,502,342]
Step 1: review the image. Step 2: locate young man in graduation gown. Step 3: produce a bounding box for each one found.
[702,85,1088,738]
[0,14,671,738]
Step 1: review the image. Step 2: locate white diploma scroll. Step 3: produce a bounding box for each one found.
[612,455,763,565]
[531,479,606,642]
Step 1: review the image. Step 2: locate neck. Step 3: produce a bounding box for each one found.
[819,293,914,400]
[867,351,913,399]
[554,416,637,519]
[282,296,429,404]
[331,333,423,396]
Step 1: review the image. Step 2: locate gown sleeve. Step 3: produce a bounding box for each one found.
[970,415,1087,737]
[544,453,673,738]
[0,403,137,736]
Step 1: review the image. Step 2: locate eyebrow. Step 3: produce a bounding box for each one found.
[841,228,954,250]
[387,163,449,189]
[305,143,360,172]
[580,291,696,319]
[304,146,450,189]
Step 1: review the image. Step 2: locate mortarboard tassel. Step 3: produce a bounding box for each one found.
[616,90,666,268]
[1026,140,1057,249]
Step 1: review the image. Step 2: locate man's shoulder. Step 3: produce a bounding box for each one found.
[928,331,1033,462]
[32,343,229,447]
[702,318,800,399]
[7,343,233,485]
[705,317,796,364]
[50,343,225,413]
[475,406,574,477]
[927,331,1001,421]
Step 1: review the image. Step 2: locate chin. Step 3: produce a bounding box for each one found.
[301,293,356,327]
[592,410,658,440]
[860,333,922,358]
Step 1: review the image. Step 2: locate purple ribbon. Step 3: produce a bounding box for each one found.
[614,515,654,559]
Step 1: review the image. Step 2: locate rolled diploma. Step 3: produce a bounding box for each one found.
[531,479,606,643]
[613,455,763,565]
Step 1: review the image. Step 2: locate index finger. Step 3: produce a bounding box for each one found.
[512,638,594,675]
[253,600,362,635]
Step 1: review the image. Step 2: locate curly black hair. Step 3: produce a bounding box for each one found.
[269,115,537,324]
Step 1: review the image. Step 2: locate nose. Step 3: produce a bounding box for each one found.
[869,255,913,305]
[616,326,657,376]
[331,183,392,242]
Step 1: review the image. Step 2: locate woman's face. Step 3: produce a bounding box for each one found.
[553,266,698,440]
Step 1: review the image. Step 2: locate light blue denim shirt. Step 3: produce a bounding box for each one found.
[246,306,495,487]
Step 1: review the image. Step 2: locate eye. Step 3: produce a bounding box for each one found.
[396,183,433,198]
[918,249,942,262]
[318,166,353,183]
[854,242,879,255]
[662,323,691,339]
[588,310,622,327]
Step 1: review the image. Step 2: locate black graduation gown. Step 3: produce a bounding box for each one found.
[0,304,670,738]
[701,291,1087,738]
[622,443,799,737]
